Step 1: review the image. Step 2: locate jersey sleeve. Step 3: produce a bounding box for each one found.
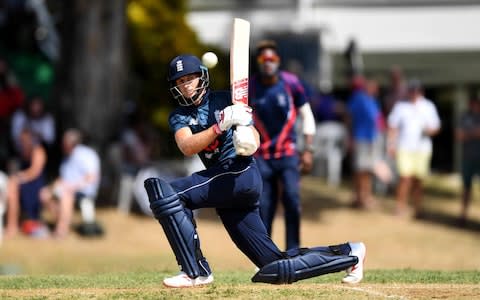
[168,109,189,133]
[281,71,308,108]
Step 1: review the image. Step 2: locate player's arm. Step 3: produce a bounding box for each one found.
[298,103,316,172]
[386,126,398,157]
[175,126,220,157]
[299,102,316,151]
[423,102,441,137]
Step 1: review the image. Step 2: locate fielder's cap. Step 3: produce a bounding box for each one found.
[407,78,423,91]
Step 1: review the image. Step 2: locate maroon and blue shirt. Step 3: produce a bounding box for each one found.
[250,71,307,160]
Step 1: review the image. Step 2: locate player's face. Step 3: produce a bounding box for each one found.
[257,49,280,77]
[176,74,201,99]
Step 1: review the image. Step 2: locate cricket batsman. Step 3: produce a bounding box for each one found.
[144,54,366,287]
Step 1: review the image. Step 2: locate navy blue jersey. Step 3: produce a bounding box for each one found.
[250,71,307,159]
[169,90,237,168]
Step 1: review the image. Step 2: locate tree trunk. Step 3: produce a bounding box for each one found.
[56,0,127,152]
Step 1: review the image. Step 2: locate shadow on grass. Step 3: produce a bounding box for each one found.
[415,210,480,233]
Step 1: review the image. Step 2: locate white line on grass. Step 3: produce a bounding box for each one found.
[340,285,408,300]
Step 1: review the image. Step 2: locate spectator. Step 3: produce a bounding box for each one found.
[250,40,316,251]
[0,170,7,241]
[11,95,56,153]
[455,97,480,226]
[5,127,48,238]
[116,111,153,214]
[40,129,101,238]
[309,84,348,185]
[0,58,25,172]
[382,65,407,117]
[346,76,382,209]
[387,79,441,218]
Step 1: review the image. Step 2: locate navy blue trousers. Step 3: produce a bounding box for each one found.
[19,174,45,220]
[256,155,301,251]
[170,157,284,267]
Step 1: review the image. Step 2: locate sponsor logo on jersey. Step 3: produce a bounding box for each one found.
[277,93,286,106]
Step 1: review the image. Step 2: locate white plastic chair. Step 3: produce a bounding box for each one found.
[312,122,348,186]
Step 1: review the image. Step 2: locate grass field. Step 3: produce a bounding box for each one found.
[0,270,479,299]
[0,174,479,299]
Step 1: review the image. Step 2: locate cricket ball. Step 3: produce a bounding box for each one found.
[202,52,218,69]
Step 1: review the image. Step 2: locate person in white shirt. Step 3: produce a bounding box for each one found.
[40,129,100,238]
[387,79,441,218]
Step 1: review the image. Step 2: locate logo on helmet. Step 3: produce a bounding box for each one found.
[176,60,184,72]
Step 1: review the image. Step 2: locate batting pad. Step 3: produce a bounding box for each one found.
[251,249,358,284]
[144,177,208,279]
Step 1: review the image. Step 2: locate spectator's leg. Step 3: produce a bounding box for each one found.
[79,196,96,223]
[359,171,375,209]
[117,174,134,214]
[459,160,473,225]
[40,186,59,222]
[5,177,20,237]
[396,176,411,216]
[460,188,471,224]
[55,190,75,237]
[411,177,424,218]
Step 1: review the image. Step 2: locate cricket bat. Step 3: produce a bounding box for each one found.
[230,18,250,105]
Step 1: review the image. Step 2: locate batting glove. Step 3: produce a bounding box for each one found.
[233,125,258,156]
[217,104,253,132]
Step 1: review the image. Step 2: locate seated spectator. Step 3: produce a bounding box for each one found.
[11,95,56,153]
[5,127,48,238]
[116,113,153,213]
[0,170,8,241]
[40,129,101,238]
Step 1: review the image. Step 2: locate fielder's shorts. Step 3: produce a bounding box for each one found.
[396,150,431,178]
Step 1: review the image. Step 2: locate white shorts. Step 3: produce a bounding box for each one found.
[353,140,381,171]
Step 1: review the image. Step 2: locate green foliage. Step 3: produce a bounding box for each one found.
[126,0,229,158]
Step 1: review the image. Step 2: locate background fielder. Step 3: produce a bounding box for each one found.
[250,40,316,251]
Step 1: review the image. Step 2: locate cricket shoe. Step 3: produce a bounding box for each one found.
[341,242,366,284]
[163,272,214,288]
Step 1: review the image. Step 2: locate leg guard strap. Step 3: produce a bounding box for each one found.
[144,177,209,278]
[251,248,358,284]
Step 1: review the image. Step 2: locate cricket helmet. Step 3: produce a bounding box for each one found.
[167,54,209,106]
